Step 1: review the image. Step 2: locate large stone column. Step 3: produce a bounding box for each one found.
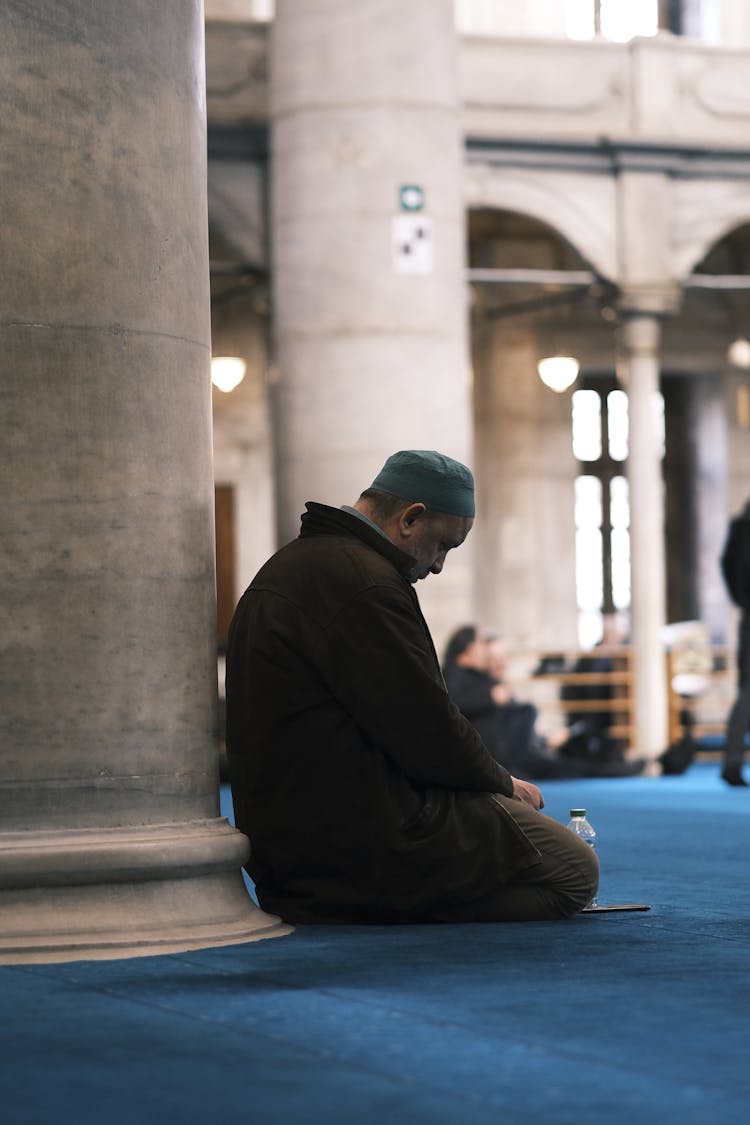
[0,1,290,962]
[270,0,474,646]
[472,323,578,653]
[618,314,669,757]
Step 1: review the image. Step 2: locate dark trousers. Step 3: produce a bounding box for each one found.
[724,616,750,770]
[432,796,599,922]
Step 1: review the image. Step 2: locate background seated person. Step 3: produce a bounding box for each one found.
[443,626,642,780]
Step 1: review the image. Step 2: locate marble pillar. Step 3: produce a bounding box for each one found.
[618,315,669,756]
[663,374,728,641]
[270,0,474,647]
[472,323,579,653]
[0,0,290,962]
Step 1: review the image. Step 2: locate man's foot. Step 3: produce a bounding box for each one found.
[721,766,749,787]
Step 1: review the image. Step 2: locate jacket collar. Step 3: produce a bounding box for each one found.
[299,502,417,580]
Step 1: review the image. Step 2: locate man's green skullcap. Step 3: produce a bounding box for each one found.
[370,450,475,518]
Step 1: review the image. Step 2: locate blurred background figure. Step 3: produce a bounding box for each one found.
[720,498,750,787]
[442,626,643,780]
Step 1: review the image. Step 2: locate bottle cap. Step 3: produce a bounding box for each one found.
[570,808,586,817]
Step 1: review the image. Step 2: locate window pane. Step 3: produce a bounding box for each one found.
[610,475,629,529]
[575,475,602,529]
[572,390,602,461]
[576,527,603,611]
[607,389,628,461]
[601,0,658,41]
[564,0,595,39]
[578,610,603,650]
[611,527,631,610]
[565,0,660,44]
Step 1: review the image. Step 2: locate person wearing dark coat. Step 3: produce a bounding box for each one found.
[226,450,598,924]
[720,498,750,787]
[442,627,642,780]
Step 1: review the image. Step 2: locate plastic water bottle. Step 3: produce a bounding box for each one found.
[567,808,597,907]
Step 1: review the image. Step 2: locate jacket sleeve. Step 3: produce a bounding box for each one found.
[721,516,750,610]
[318,580,515,797]
[444,665,497,721]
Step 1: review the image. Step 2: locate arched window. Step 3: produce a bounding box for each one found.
[573,385,629,647]
[572,380,665,646]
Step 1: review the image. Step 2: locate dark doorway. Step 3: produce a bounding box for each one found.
[214,484,236,644]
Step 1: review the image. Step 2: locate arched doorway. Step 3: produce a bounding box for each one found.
[467,206,620,651]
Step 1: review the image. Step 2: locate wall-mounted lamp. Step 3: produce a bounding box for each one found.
[211,356,247,393]
[727,337,750,369]
[537,355,579,393]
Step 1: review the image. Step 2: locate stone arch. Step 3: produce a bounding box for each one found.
[464,165,618,281]
[691,219,750,275]
[673,184,750,280]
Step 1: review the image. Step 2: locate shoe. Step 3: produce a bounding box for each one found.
[721,766,749,787]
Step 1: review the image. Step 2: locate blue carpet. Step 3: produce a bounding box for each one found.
[2,764,749,1125]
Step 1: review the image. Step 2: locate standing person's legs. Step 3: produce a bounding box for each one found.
[435,796,599,922]
[724,685,750,769]
[722,618,750,784]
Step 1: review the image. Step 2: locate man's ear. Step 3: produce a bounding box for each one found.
[399,502,427,534]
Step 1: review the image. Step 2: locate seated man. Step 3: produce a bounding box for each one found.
[226,450,598,924]
[442,626,540,767]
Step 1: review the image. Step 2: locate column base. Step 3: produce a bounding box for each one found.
[0,818,293,964]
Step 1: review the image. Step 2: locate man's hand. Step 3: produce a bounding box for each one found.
[490,682,511,705]
[510,776,544,810]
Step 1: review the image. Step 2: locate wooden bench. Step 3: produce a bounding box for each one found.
[507,648,636,748]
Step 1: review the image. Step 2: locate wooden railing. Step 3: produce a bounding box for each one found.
[507,648,636,747]
[508,645,736,754]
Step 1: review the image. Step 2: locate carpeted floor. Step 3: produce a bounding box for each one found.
[2,764,749,1125]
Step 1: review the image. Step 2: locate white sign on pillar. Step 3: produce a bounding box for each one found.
[392,214,433,275]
